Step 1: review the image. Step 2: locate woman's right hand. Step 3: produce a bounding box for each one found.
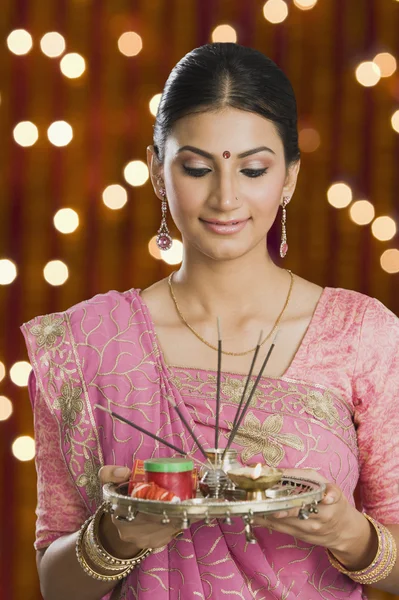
[98,465,185,553]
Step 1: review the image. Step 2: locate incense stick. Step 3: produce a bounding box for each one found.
[214,317,222,453]
[166,397,212,466]
[231,330,263,431]
[221,330,280,461]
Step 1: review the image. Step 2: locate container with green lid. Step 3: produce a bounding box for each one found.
[144,458,194,499]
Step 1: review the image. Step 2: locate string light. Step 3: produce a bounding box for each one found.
[298,127,320,153]
[102,184,128,209]
[391,110,399,134]
[0,362,5,382]
[327,182,352,209]
[373,52,397,78]
[47,121,73,147]
[123,161,149,187]
[371,216,397,241]
[149,94,162,117]
[13,121,39,147]
[380,249,399,274]
[161,239,183,265]
[355,61,381,87]
[118,32,143,57]
[43,260,69,285]
[40,32,66,58]
[60,52,86,78]
[211,25,237,43]
[9,361,32,387]
[349,200,375,226]
[263,0,289,24]
[12,436,35,461]
[0,396,13,422]
[293,0,318,9]
[148,236,162,260]
[53,208,79,234]
[7,29,33,55]
[0,259,17,285]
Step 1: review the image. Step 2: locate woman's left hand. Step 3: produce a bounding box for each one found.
[253,468,369,555]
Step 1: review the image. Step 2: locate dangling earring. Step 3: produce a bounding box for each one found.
[156,186,173,251]
[279,196,290,258]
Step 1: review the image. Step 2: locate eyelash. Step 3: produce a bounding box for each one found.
[183,166,268,179]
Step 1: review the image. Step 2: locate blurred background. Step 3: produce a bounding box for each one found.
[0,0,399,598]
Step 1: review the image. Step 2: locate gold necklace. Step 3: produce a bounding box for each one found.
[168,269,294,357]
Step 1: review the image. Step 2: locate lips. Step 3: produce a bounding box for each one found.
[200,218,250,235]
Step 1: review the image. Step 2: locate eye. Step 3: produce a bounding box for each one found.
[241,168,268,178]
[183,166,211,178]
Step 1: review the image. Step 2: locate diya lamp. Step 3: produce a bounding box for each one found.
[228,463,283,501]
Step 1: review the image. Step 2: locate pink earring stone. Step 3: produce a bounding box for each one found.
[222,151,231,159]
[280,242,288,258]
[156,233,173,251]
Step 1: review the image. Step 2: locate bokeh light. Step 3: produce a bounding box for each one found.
[0,259,17,285]
[298,128,320,153]
[148,236,162,260]
[43,260,69,286]
[0,362,5,383]
[349,200,375,226]
[47,121,73,147]
[380,249,399,274]
[102,184,128,210]
[12,436,35,461]
[13,121,39,147]
[118,32,143,57]
[371,216,397,241]
[293,0,318,8]
[149,93,162,117]
[53,208,79,234]
[161,239,183,265]
[355,61,381,87]
[60,52,86,78]
[373,52,397,78]
[211,25,237,43]
[263,0,289,24]
[391,110,399,134]
[327,182,352,209]
[9,361,32,387]
[40,32,66,58]
[0,396,13,422]
[123,161,149,187]
[7,29,33,55]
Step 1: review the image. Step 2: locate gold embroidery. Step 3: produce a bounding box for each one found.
[53,383,84,428]
[221,376,262,407]
[30,314,65,349]
[302,390,339,426]
[76,458,101,502]
[227,412,304,467]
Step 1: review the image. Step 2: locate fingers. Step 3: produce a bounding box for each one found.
[98,465,131,484]
[321,483,342,505]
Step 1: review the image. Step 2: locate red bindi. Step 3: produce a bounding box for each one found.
[222,151,231,159]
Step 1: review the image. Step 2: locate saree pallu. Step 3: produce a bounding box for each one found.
[22,286,399,599]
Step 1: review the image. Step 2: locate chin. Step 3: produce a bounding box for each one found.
[192,239,258,262]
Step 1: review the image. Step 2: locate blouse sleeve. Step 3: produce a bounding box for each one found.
[353,297,399,523]
[29,370,89,550]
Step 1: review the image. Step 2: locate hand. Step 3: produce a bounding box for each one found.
[98,465,186,553]
[253,469,370,556]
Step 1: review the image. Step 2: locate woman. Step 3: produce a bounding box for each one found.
[22,43,399,599]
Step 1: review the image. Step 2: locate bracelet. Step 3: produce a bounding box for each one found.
[327,514,397,585]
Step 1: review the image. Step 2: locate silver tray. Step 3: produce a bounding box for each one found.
[103,477,325,539]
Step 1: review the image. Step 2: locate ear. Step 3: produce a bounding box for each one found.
[146,145,164,199]
[282,160,301,205]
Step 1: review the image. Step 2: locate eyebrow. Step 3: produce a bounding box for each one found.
[177,145,276,159]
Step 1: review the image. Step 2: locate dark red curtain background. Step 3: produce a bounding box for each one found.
[0,1,398,598]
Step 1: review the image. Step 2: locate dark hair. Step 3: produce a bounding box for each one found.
[153,43,300,166]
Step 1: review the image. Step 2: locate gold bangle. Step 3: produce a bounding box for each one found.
[327,514,397,585]
[83,520,128,572]
[76,516,133,582]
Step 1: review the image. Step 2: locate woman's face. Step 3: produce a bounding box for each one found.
[149,107,299,261]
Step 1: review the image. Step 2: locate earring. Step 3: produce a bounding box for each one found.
[280,196,290,258]
[156,187,173,251]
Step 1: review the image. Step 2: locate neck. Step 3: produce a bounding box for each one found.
[173,243,288,318]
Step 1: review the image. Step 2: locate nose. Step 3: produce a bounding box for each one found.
[208,170,242,213]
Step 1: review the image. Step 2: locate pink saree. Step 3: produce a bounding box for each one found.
[21,286,399,599]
